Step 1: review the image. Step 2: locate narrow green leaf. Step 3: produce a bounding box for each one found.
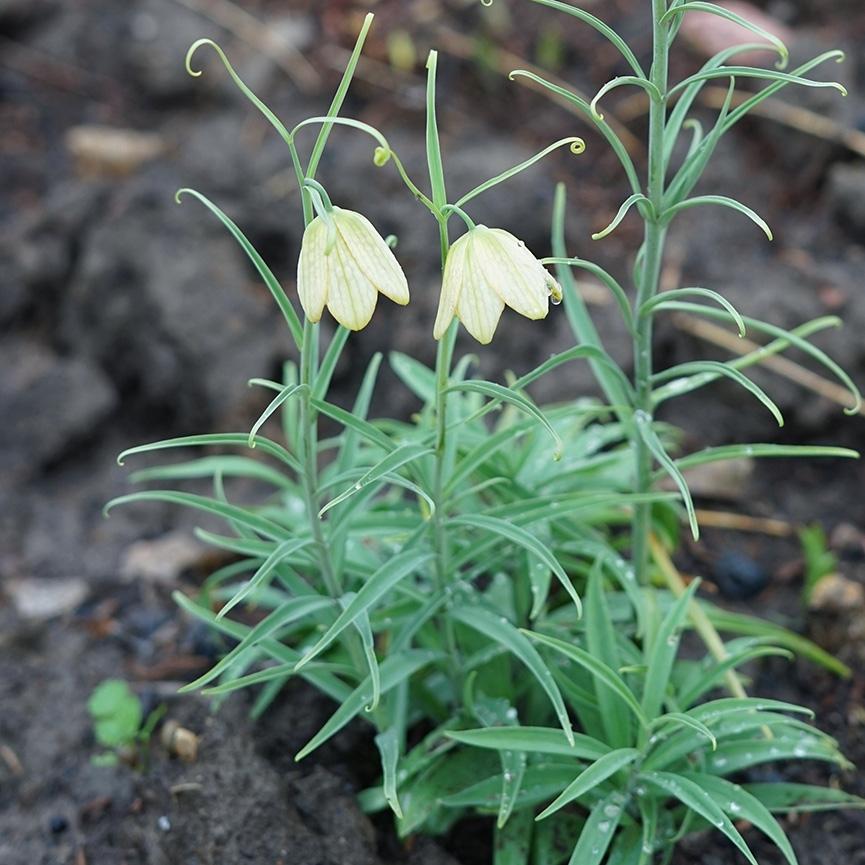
[707,737,847,776]
[651,713,716,750]
[105,491,288,541]
[306,12,375,181]
[453,608,574,745]
[347,599,381,712]
[218,538,314,618]
[592,193,654,240]
[641,288,744,336]
[313,327,350,400]
[654,361,784,426]
[175,189,303,349]
[173,591,350,703]
[669,65,846,100]
[294,550,433,671]
[702,604,852,676]
[528,0,645,78]
[662,3,788,66]
[457,137,586,208]
[524,630,648,728]
[678,644,793,708]
[634,411,699,539]
[674,443,858,474]
[442,763,579,811]
[494,808,534,865]
[320,444,434,516]
[566,792,626,865]
[336,353,384,475]
[451,514,581,616]
[683,773,797,865]
[663,194,773,240]
[389,352,436,405]
[642,581,700,720]
[312,396,394,451]
[585,560,630,747]
[743,782,865,814]
[295,649,441,761]
[537,749,640,821]
[129,455,292,490]
[447,380,562,456]
[249,383,308,448]
[447,727,610,761]
[513,72,641,194]
[543,257,634,335]
[641,770,758,865]
[117,433,301,473]
[375,726,403,818]
[180,595,333,692]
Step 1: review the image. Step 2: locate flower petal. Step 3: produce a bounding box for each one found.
[457,238,504,344]
[326,236,378,330]
[433,232,469,340]
[333,209,409,306]
[297,217,329,323]
[480,228,550,320]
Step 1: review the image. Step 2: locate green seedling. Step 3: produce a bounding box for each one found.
[88,679,164,767]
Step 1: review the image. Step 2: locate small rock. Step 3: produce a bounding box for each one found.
[808,572,865,613]
[161,720,199,763]
[48,815,68,834]
[66,126,166,178]
[712,550,769,600]
[7,577,88,621]
[119,531,209,585]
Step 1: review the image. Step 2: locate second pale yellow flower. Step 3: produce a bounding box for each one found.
[433,226,562,344]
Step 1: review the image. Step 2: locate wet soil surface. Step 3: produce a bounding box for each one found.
[2,0,865,862]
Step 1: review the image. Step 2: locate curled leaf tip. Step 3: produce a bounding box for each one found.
[373,145,391,167]
[569,137,587,155]
[480,0,494,6]
[185,38,218,78]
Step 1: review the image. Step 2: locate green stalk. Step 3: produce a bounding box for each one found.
[632,1,671,585]
[298,318,341,598]
[426,50,461,684]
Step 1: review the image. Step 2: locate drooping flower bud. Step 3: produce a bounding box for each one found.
[297,207,409,331]
[433,225,562,344]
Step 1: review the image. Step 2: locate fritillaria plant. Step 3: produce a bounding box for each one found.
[110,4,864,864]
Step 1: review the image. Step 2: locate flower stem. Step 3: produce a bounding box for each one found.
[299,319,341,598]
[632,2,670,586]
[432,228,462,687]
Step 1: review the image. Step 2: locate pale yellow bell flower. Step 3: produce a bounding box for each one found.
[297,207,409,330]
[433,225,562,344]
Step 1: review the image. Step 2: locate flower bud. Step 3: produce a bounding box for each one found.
[433,225,562,344]
[297,207,410,330]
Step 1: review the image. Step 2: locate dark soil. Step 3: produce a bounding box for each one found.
[2,0,865,863]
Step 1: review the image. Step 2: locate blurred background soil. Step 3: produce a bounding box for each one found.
[1,1,865,863]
